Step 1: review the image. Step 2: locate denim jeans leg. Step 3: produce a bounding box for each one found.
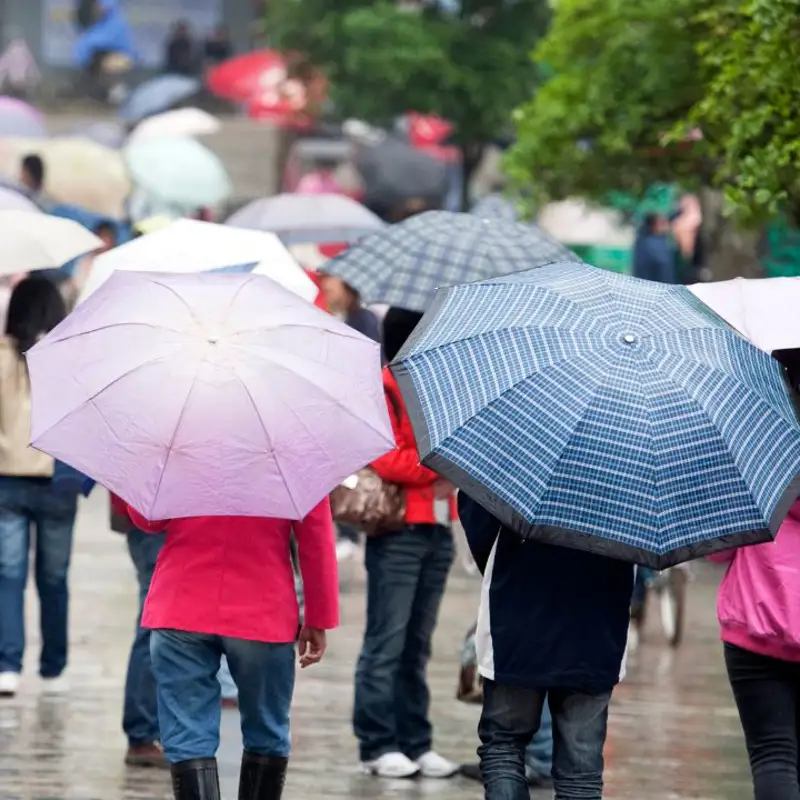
[549,688,611,800]
[0,493,31,674]
[479,680,545,800]
[396,526,453,760]
[353,530,424,762]
[224,637,296,756]
[526,697,554,778]
[150,629,223,763]
[32,487,77,678]
[123,530,164,746]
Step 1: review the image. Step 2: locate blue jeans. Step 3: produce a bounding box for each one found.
[353,524,454,761]
[0,477,77,677]
[123,529,165,745]
[479,680,610,800]
[526,698,553,778]
[150,629,296,764]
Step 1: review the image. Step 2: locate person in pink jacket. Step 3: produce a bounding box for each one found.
[127,500,339,800]
[709,500,800,799]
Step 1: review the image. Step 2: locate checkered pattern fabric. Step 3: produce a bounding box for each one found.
[470,194,520,222]
[394,261,800,566]
[325,210,576,312]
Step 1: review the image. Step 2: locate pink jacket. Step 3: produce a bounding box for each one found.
[709,501,800,662]
[128,500,339,643]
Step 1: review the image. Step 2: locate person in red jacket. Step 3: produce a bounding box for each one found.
[352,307,458,779]
[126,500,339,800]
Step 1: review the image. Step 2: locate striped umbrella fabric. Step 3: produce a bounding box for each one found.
[324,210,576,312]
[392,261,800,568]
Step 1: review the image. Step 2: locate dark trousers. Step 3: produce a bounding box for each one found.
[478,679,611,800]
[122,530,165,746]
[352,524,453,761]
[725,642,800,800]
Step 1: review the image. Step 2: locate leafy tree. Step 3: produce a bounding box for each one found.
[505,0,709,209]
[688,0,800,225]
[269,0,551,193]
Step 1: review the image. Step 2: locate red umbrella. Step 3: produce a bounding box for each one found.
[405,112,460,163]
[207,50,326,131]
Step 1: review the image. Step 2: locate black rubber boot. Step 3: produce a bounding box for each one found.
[238,751,289,800]
[170,757,221,800]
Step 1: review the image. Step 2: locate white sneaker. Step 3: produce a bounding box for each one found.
[416,750,460,778]
[41,675,69,695]
[0,672,19,697]
[360,751,420,778]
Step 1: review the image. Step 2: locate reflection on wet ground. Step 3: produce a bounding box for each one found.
[0,494,751,799]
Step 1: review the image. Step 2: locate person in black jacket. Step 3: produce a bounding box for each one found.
[458,493,633,800]
[163,21,197,76]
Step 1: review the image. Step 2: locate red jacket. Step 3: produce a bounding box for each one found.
[371,369,456,524]
[128,500,339,643]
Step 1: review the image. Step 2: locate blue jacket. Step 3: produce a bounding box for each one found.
[632,230,677,284]
[459,493,633,693]
[74,0,137,68]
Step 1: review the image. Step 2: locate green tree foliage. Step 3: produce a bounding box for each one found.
[689,0,800,224]
[507,0,800,225]
[506,0,708,208]
[269,0,550,165]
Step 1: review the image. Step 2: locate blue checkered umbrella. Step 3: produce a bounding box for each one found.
[470,193,520,222]
[324,210,576,312]
[392,261,800,568]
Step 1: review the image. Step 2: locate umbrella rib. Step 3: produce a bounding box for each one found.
[46,321,193,344]
[227,366,304,520]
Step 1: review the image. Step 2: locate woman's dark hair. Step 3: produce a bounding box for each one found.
[383,306,423,363]
[21,154,45,191]
[5,277,67,357]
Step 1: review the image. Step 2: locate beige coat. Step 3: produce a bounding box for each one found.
[0,336,52,477]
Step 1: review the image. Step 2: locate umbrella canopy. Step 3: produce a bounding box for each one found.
[689,277,800,354]
[78,219,316,304]
[226,193,385,245]
[68,121,127,149]
[0,96,46,138]
[356,137,448,210]
[0,185,40,213]
[49,203,132,244]
[324,211,576,312]
[128,107,221,143]
[0,137,131,217]
[119,75,201,122]
[392,262,800,568]
[471,194,520,222]
[28,271,394,520]
[0,211,102,274]
[125,137,232,211]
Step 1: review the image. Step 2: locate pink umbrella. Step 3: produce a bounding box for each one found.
[27,271,394,520]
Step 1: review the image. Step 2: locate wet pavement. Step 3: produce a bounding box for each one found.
[0,493,752,799]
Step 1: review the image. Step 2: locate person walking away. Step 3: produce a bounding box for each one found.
[632,212,678,284]
[459,493,633,800]
[709,498,800,799]
[163,21,198,76]
[0,278,78,698]
[295,159,342,195]
[126,499,338,800]
[203,24,232,68]
[353,307,458,779]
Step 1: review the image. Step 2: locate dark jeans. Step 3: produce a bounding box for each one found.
[150,629,295,764]
[353,524,454,762]
[0,477,77,677]
[479,679,611,800]
[725,642,800,800]
[123,529,165,746]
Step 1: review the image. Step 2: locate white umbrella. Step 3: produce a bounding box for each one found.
[689,277,800,354]
[78,219,316,304]
[128,107,221,144]
[0,185,40,213]
[0,211,102,274]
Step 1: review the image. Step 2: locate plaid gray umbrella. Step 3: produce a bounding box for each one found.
[392,261,800,568]
[470,193,520,222]
[324,210,576,312]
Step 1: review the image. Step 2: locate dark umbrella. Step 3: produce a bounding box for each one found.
[356,136,448,212]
